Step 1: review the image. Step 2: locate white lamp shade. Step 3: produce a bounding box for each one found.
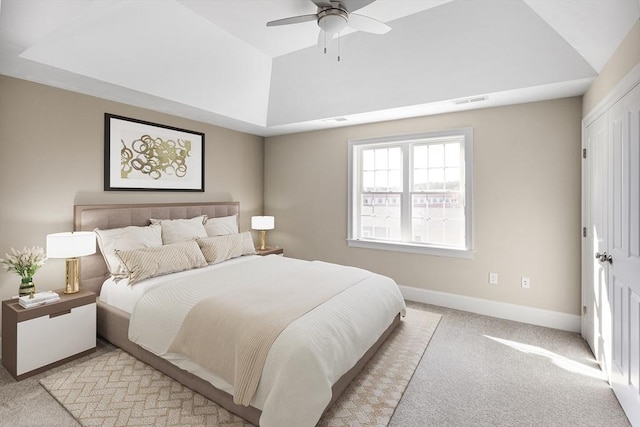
[46,231,96,258]
[251,216,275,231]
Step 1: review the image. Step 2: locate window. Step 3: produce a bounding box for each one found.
[348,128,473,258]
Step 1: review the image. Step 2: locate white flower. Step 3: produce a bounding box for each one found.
[0,246,46,279]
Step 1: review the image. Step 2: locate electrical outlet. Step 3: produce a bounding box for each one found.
[489,272,498,285]
[521,277,530,288]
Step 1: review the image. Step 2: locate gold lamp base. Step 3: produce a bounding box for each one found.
[64,257,80,294]
[259,230,267,250]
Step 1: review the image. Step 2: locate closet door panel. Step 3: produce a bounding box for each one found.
[608,83,640,427]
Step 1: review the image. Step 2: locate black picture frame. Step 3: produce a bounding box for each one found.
[104,113,205,192]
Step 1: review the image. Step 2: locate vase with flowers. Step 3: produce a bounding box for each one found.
[1,246,46,297]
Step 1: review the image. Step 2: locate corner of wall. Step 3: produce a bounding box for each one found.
[583,20,640,117]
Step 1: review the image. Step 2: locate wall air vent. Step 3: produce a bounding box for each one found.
[453,96,488,105]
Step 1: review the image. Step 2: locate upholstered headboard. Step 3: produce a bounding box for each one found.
[73,202,240,295]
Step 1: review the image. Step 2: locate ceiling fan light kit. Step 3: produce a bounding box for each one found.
[318,8,348,34]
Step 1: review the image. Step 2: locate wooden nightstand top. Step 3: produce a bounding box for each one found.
[255,247,284,256]
[2,289,96,322]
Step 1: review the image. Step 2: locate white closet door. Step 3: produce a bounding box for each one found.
[608,83,640,427]
[584,112,610,371]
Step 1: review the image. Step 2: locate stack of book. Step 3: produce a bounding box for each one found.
[18,291,60,308]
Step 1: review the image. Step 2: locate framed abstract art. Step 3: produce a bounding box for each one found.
[104,113,204,191]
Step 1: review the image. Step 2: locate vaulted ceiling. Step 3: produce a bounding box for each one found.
[0,0,638,136]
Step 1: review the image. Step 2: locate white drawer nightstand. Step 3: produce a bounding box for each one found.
[1,289,96,380]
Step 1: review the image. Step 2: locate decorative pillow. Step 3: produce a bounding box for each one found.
[94,224,163,277]
[242,231,257,255]
[150,215,207,244]
[204,215,239,237]
[115,240,207,285]
[197,231,256,265]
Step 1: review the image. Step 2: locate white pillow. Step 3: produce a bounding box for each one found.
[150,215,207,244]
[204,215,239,237]
[94,224,163,276]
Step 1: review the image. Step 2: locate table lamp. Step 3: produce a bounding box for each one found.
[251,216,275,250]
[46,231,96,294]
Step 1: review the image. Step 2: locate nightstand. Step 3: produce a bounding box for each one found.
[1,289,96,381]
[255,247,284,256]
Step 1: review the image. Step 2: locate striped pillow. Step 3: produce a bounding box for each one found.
[115,240,207,285]
[197,231,256,265]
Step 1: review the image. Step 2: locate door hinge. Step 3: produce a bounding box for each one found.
[583,305,587,316]
[583,148,587,159]
[583,227,587,237]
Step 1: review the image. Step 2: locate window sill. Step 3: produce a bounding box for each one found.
[347,239,474,259]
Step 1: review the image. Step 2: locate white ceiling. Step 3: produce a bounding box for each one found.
[0,0,638,137]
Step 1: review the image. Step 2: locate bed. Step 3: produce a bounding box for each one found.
[74,202,406,427]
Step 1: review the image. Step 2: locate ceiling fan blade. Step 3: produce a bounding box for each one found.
[266,14,317,27]
[348,13,391,34]
[341,0,376,13]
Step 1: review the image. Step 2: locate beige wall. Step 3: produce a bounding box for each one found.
[583,20,640,116]
[265,97,583,315]
[0,76,264,304]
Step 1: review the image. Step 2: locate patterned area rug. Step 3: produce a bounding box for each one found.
[40,307,441,427]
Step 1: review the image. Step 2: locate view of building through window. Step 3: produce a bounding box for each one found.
[350,129,471,254]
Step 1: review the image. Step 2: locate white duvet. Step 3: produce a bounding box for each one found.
[117,255,405,427]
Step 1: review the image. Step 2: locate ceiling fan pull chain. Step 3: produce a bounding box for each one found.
[337,33,341,62]
[323,21,327,54]
[324,29,327,54]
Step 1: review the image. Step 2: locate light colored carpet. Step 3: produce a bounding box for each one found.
[390,302,631,427]
[39,307,441,427]
[1,301,630,426]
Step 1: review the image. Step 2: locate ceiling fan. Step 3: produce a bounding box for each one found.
[266,0,391,37]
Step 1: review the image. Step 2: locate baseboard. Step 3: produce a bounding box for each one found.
[399,285,581,333]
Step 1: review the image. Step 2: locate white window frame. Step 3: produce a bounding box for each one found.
[347,128,473,258]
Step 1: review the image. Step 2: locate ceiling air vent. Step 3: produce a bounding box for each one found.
[453,96,488,105]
